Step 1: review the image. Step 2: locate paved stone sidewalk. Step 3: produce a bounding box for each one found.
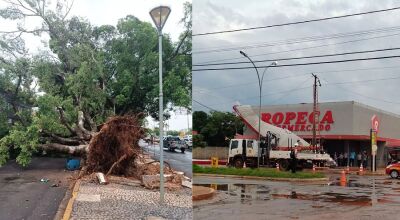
[70,182,192,220]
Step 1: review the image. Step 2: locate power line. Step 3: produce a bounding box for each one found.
[193,99,219,111]
[195,32,400,65]
[195,86,312,109]
[193,55,400,71]
[195,65,400,91]
[193,6,400,36]
[323,79,400,105]
[194,47,400,67]
[193,25,400,54]
[195,74,400,108]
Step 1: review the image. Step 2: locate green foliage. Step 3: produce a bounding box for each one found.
[193,134,207,148]
[193,111,244,146]
[166,130,180,136]
[0,120,40,166]
[192,165,326,179]
[0,1,192,166]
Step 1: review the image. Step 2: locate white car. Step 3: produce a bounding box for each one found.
[183,138,192,148]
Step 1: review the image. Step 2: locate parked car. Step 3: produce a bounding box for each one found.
[385,161,400,178]
[183,137,192,149]
[163,136,187,153]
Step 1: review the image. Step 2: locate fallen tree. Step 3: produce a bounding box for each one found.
[0,0,192,167]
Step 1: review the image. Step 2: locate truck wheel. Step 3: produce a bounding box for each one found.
[390,170,399,179]
[279,160,290,170]
[233,158,244,168]
[181,148,185,153]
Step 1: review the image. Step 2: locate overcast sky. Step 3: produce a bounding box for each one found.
[0,0,192,131]
[192,0,400,116]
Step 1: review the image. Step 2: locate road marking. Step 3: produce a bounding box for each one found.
[62,179,81,220]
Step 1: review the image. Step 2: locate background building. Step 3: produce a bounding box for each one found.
[235,101,400,168]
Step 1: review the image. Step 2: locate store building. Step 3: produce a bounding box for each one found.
[234,101,400,168]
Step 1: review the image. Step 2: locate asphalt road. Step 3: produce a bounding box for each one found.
[141,142,192,178]
[194,174,400,220]
[0,157,75,220]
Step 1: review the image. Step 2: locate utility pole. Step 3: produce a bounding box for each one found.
[312,73,321,153]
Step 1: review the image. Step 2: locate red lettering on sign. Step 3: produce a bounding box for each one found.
[284,112,296,124]
[325,124,331,131]
[320,110,334,124]
[260,110,334,132]
[261,113,271,124]
[272,112,284,124]
[296,112,308,124]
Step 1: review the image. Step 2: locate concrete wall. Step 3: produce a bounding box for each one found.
[192,146,229,160]
[352,102,400,139]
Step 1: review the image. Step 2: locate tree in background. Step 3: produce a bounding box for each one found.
[193,111,243,147]
[0,0,192,166]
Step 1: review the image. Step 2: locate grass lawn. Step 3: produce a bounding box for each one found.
[193,164,325,179]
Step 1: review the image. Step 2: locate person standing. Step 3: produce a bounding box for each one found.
[357,152,362,167]
[290,146,298,173]
[339,153,344,166]
[344,151,348,166]
[350,151,356,167]
[362,151,368,168]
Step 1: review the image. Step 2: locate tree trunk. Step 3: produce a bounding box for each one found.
[40,143,89,155]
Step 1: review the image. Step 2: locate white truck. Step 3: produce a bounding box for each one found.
[227,137,336,169]
[228,105,336,169]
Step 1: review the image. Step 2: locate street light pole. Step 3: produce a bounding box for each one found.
[150,5,171,204]
[240,51,277,168]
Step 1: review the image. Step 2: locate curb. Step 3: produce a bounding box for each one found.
[192,186,215,201]
[62,179,81,220]
[192,159,227,165]
[193,173,329,183]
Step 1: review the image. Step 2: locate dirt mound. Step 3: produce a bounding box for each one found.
[85,115,144,176]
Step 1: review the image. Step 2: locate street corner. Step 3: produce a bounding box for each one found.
[192,185,215,201]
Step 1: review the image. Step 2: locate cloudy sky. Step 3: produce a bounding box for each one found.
[192,0,400,116]
[0,0,191,131]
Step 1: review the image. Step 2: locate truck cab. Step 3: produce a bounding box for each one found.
[228,139,260,168]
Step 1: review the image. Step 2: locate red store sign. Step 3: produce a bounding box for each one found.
[261,110,334,132]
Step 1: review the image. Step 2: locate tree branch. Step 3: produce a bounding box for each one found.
[39,143,88,155]
[56,106,76,135]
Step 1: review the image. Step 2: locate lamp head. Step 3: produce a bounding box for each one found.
[149,6,171,32]
[239,50,248,57]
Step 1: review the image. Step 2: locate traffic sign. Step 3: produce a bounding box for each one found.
[371,115,379,133]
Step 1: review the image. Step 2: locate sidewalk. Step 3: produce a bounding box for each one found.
[70,180,192,220]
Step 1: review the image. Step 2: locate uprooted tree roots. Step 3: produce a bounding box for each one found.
[85,115,144,175]
[83,115,182,189]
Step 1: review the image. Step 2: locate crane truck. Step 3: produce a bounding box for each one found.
[227,105,336,170]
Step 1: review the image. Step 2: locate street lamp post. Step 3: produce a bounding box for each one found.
[150,5,171,204]
[240,50,277,168]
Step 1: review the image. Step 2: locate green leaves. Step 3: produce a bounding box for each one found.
[193,111,244,147]
[0,121,40,167]
[0,0,192,166]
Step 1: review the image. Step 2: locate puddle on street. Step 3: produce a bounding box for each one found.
[3,176,20,181]
[195,178,400,207]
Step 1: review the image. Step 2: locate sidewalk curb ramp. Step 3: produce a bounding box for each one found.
[62,179,81,220]
[194,173,329,183]
[192,186,215,201]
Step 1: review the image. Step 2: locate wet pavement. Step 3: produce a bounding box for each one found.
[141,142,192,178]
[193,174,400,220]
[0,157,75,220]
